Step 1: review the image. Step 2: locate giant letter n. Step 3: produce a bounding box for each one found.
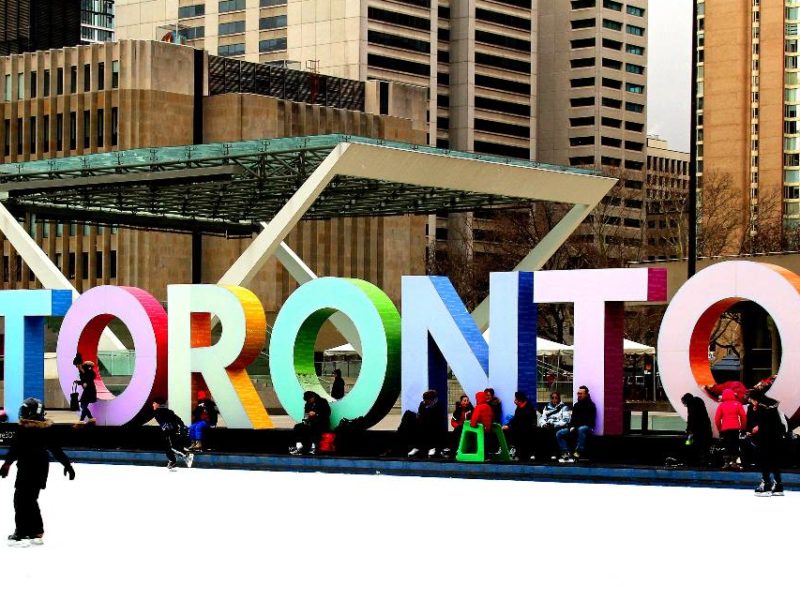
[401,272,536,429]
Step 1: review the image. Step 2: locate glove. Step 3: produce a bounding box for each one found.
[64,465,75,480]
[0,463,9,478]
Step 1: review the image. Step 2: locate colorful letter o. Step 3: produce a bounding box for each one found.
[56,286,168,426]
[269,278,401,429]
[657,261,800,426]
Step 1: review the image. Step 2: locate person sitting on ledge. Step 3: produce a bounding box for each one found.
[408,390,446,458]
[443,394,473,457]
[470,391,496,455]
[290,391,331,456]
[540,391,571,461]
[188,391,218,452]
[502,391,538,462]
[556,385,596,463]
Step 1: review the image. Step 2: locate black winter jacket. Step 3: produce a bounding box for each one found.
[507,401,538,435]
[3,420,71,489]
[685,396,712,442]
[154,406,186,435]
[570,397,597,430]
[749,403,785,449]
[304,397,332,432]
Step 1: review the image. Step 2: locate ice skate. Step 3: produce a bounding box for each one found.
[185,453,194,468]
[166,460,177,471]
[27,535,44,546]
[7,533,30,547]
[755,479,772,497]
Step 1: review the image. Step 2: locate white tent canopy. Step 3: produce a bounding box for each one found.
[324,336,654,356]
[324,332,573,357]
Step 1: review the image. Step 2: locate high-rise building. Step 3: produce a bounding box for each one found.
[645,136,689,261]
[81,1,116,43]
[697,0,795,248]
[537,0,648,250]
[0,1,115,55]
[0,40,428,323]
[116,1,649,264]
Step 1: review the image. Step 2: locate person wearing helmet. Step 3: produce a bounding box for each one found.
[0,398,75,547]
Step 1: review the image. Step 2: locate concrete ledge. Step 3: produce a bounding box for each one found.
[6,448,794,491]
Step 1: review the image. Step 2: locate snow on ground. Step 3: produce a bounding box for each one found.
[0,463,795,599]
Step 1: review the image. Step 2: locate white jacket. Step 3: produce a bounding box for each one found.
[539,402,571,428]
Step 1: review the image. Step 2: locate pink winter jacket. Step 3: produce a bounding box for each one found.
[714,399,747,433]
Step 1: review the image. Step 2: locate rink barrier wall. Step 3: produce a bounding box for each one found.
[1,447,797,491]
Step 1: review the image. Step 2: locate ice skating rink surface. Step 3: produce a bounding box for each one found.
[0,463,795,599]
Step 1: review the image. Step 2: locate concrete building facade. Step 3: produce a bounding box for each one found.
[698,0,800,245]
[537,0,648,251]
[645,135,689,261]
[0,40,428,328]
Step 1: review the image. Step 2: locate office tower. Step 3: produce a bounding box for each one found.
[645,135,689,261]
[538,0,648,252]
[697,0,798,250]
[0,0,82,55]
[0,1,114,55]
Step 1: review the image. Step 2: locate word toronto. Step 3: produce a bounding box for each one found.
[0,261,795,434]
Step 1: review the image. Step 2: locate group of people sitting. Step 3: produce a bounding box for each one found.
[287,386,597,463]
[387,386,598,463]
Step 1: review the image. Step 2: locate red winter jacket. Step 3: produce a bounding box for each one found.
[714,398,747,433]
[470,393,494,431]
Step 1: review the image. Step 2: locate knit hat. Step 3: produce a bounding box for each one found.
[720,389,736,403]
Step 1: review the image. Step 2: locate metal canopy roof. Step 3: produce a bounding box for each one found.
[0,135,608,236]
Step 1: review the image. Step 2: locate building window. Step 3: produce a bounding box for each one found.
[3,119,9,155]
[68,253,76,279]
[603,19,622,31]
[626,44,645,56]
[626,83,644,93]
[259,15,287,30]
[259,38,287,52]
[625,101,645,113]
[43,115,49,151]
[96,251,103,278]
[219,20,246,35]
[17,73,23,99]
[626,25,645,36]
[218,43,246,56]
[111,60,119,88]
[603,0,622,10]
[82,252,89,278]
[69,112,77,150]
[97,109,104,146]
[98,62,105,90]
[84,64,91,92]
[16,118,22,154]
[83,110,91,148]
[110,251,117,278]
[30,72,37,98]
[43,69,50,95]
[111,107,118,146]
[183,26,205,40]
[56,114,63,151]
[260,0,286,5]
[29,117,36,153]
[70,66,77,93]
[3,75,10,101]
[57,67,64,94]
[625,63,644,74]
[178,4,205,18]
[219,0,246,12]
[627,5,645,17]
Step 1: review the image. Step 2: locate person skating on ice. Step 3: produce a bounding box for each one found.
[72,352,98,426]
[151,399,194,470]
[0,398,75,547]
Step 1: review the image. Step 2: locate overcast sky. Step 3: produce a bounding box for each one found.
[646,0,692,152]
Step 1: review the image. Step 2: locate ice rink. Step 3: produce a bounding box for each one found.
[0,463,796,599]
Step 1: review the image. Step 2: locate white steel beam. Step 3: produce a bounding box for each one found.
[0,193,125,350]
